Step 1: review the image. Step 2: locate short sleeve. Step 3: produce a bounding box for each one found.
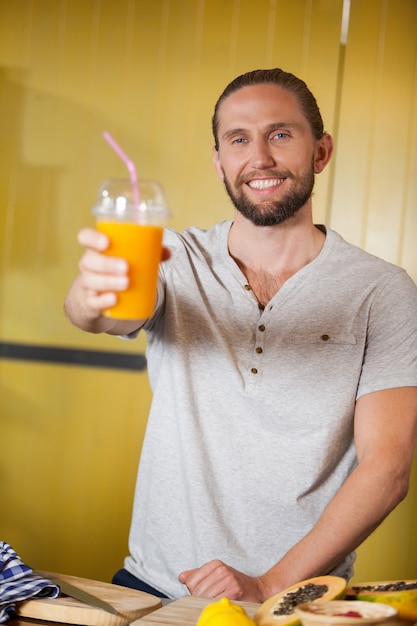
[357,268,417,398]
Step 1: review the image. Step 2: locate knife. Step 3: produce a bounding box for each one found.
[34,571,119,615]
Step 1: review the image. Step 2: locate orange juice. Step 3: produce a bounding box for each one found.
[97,220,164,319]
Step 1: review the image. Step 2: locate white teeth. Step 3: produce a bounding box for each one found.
[248,178,284,189]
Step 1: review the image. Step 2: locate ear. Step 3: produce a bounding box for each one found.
[313,133,334,174]
[212,147,224,181]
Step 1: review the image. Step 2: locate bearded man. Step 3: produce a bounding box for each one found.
[64,68,417,602]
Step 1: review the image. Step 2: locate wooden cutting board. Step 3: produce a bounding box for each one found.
[14,571,162,626]
[130,596,260,626]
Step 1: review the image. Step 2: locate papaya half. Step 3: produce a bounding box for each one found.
[254,575,347,626]
[346,580,417,621]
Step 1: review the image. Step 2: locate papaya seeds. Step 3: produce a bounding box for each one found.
[346,580,417,621]
[271,584,329,616]
[254,576,347,626]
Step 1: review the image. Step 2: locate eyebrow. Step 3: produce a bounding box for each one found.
[221,122,301,140]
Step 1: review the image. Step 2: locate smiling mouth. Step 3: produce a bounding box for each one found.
[247,178,286,190]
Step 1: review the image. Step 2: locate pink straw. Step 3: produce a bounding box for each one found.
[102,131,140,208]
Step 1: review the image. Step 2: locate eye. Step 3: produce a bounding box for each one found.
[272,131,290,140]
[231,137,248,145]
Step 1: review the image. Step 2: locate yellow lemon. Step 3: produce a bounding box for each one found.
[197,598,256,626]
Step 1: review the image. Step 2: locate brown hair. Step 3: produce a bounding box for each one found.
[212,68,324,149]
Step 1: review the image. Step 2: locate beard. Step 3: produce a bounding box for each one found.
[222,163,315,227]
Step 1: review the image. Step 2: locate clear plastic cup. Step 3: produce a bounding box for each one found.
[92,178,170,320]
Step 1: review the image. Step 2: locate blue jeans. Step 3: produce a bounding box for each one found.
[112,568,168,599]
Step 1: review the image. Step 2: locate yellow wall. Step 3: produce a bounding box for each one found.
[0,0,416,583]
[330,0,417,581]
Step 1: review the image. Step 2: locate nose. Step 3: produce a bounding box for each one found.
[250,138,276,169]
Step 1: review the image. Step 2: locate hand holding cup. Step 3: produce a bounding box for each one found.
[91,178,170,320]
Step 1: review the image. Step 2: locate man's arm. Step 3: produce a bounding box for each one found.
[179,386,417,602]
[64,227,151,336]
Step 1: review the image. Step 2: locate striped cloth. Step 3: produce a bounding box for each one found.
[0,541,60,622]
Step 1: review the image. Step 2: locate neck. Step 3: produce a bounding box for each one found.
[228,208,325,278]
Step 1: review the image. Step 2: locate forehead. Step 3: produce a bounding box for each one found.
[216,83,307,135]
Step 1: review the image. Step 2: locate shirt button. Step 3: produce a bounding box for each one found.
[256,347,263,354]
[258,324,265,332]
[244,284,251,291]
[251,368,258,374]
[321,334,330,341]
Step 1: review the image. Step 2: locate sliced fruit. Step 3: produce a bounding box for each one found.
[346,580,417,621]
[254,576,347,626]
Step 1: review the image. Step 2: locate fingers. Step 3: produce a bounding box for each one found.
[77,250,128,295]
[78,228,128,277]
[179,560,243,600]
[84,290,118,313]
[179,560,264,602]
[76,227,129,296]
[79,248,128,279]
[77,227,109,251]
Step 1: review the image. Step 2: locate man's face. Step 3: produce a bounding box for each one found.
[213,83,327,226]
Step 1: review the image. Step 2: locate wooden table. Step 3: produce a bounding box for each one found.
[11,596,413,626]
[11,597,259,626]
[130,596,260,626]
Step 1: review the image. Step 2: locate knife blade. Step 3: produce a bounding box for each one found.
[34,572,119,615]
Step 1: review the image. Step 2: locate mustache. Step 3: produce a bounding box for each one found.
[237,170,294,185]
